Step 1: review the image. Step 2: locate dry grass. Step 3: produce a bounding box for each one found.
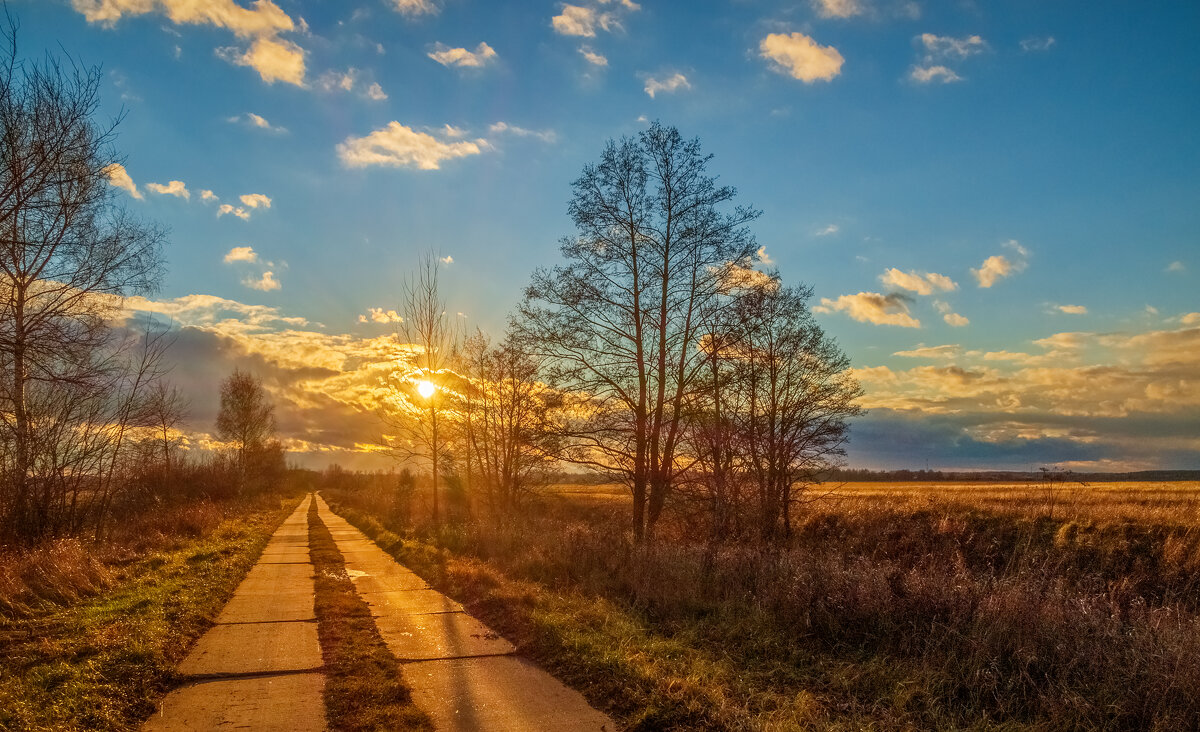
[0,495,297,731]
[326,480,1200,730]
[307,499,432,732]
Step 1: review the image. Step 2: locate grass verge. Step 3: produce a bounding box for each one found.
[307,498,432,732]
[0,496,297,732]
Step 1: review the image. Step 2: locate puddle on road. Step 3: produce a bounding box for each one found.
[346,569,368,579]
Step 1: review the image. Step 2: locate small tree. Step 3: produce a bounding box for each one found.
[215,368,276,493]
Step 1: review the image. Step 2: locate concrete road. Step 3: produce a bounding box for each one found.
[142,495,326,732]
[313,495,615,732]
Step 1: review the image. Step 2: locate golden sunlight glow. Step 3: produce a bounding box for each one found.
[416,380,436,399]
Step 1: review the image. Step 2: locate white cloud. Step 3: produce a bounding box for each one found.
[216,36,305,86]
[75,0,306,86]
[72,0,294,36]
[146,179,189,199]
[1181,313,1200,326]
[229,112,287,133]
[1020,36,1055,52]
[579,46,608,66]
[1056,304,1088,315]
[1166,261,1185,273]
[389,0,438,16]
[879,268,957,295]
[551,1,637,37]
[318,68,357,92]
[244,271,281,291]
[812,0,862,18]
[240,193,272,209]
[103,163,142,199]
[218,204,251,220]
[972,241,1029,288]
[366,82,387,101]
[943,311,969,327]
[359,307,402,324]
[910,33,986,84]
[920,33,987,59]
[428,42,498,68]
[814,291,920,327]
[643,72,690,98]
[759,32,844,83]
[338,122,489,170]
[756,246,774,265]
[223,246,258,264]
[440,255,454,265]
[910,65,961,83]
[201,189,218,202]
[488,122,557,143]
[814,223,840,236]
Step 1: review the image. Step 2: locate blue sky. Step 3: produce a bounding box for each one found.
[19,0,1200,470]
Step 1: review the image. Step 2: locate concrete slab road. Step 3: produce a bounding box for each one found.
[313,494,614,732]
[142,495,327,732]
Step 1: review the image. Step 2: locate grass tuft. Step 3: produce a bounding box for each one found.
[307,498,432,732]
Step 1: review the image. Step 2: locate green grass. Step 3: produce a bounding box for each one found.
[0,498,296,732]
[307,499,432,732]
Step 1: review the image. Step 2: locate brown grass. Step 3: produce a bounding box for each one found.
[325,480,1200,730]
[307,498,432,732]
[0,495,296,731]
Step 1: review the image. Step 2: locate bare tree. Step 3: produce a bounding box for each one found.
[0,17,165,542]
[518,122,760,542]
[215,368,276,492]
[457,329,560,517]
[380,251,457,526]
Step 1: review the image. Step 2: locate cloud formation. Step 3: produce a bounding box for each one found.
[760,32,844,83]
[147,179,190,199]
[815,291,920,327]
[223,246,258,264]
[488,122,557,143]
[428,42,498,68]
[911,33,986,84]
[338,122,489,170]
[359,307,402,324]
[880,268,957,295]
[972,240,1029,288]
[812,0,862,19]
[551,1,639,37]
[389,0,438,16]
[1056,304,1088,315]
[103,163,142,199]
[579,46,607,66]
[935,301,970,327]
[73,0,309,86]
[643,72,691,98]
[229,112,287,133]
[244,271,281,291]
[240,193,272,209]
[218,204,251,220]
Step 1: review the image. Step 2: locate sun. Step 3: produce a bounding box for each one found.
[416,380,436,399]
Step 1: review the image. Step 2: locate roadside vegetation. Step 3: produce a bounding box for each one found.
[307,499,431,732]
[323,478,1200,730]
[0,492,298,731]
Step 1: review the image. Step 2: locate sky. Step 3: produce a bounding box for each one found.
[17,0,1200,472]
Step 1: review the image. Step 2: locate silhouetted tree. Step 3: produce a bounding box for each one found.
[215,368,276,492]
[518,122,760,542]
[0,17,165,542]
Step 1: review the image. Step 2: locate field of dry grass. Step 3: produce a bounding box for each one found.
[327,478,1200,730]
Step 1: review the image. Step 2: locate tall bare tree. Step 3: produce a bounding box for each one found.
[518,122,760,542]
[380,251,457,526]
[457,329,560,516]
[0,17,165,542]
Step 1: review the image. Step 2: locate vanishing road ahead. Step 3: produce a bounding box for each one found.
[142,493,613,731]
